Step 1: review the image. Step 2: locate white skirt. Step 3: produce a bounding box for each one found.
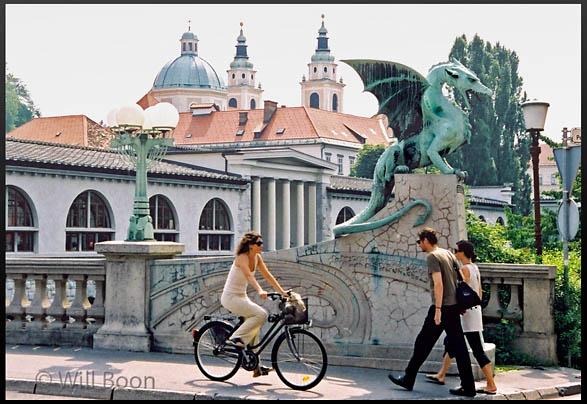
[461,305,483,332]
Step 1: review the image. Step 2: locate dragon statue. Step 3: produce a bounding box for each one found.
[333,58,493,236]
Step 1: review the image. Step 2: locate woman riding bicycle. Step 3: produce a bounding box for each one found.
[220,231,288,378]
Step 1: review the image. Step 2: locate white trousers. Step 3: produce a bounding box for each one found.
[221,291,268,346]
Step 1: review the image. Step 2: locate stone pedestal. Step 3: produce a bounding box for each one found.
[93,241,184,352]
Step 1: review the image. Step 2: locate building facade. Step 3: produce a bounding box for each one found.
[6,137,375,256]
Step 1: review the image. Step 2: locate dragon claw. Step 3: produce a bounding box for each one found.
[454,169,468,180]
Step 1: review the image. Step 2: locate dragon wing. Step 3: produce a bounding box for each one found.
[342,59,430,141]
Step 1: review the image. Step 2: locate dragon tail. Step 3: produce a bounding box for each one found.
[333,178,394,236]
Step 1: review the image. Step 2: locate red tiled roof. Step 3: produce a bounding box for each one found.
[6,115,114,148]
[171,106,392,146]
[137,91,160,110]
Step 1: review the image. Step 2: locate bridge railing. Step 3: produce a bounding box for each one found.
[478,262,557,363]
[5,257,557,364]
[5,257,105,346]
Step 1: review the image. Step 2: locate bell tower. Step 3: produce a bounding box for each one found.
[226,22,263,110]
[300,15,345,112]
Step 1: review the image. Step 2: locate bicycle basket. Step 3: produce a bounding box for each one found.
[281,295,308,325]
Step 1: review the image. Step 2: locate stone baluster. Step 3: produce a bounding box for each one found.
[503,281,523,320]
[25,274,50,330]
[483,281,502,319]
[86,276,105,331]
[6,274,30,329]
[66,275,90,329]
[46,275,68,329]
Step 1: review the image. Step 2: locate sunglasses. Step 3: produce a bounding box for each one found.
[416,239,422,244]
[253,241,264,246]
[453,248,462,253]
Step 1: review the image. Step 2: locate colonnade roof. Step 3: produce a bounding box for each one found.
[5,137,247,184]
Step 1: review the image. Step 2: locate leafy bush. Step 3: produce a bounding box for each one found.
[542,249,582,369]
[466,211,533,264]
[466,209,581,369]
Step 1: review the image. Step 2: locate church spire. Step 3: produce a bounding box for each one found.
[227,21,262,110]
[312,14,334,63]
[230,22,253,69]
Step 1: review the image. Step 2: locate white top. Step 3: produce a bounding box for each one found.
[460,263,483,332]
[223,254,259,295]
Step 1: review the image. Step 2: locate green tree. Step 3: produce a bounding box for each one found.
[349,144,385,179]
[5,69,40,132]
[446,35,530,214]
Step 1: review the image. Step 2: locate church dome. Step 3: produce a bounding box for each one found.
[153,55,226,91]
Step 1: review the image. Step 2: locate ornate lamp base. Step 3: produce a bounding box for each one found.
[127,214,155,241]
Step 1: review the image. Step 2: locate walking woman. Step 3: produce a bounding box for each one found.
[425,240,498,395]
[220,231,288,377]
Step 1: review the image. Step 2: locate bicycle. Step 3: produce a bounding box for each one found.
[192,292,328,390]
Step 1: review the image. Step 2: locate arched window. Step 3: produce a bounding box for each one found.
[313,67,317,73]
[149,195,179,241]
[232,73,235,79]
[496,217,505,226]
[241,73,246,79]
[199,198,233,251]
[65,191,114,251]
[336,207,355,225]
[229,98,238,108]
[250,99,256,110]
[310,93,320,109]
[332,94,338,112]
[324,67,328,73]
[6,186,37,252]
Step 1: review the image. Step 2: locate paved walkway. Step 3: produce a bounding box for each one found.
[5,344,581,400]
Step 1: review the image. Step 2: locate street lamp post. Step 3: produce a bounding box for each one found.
[521,99,549,260]
[107,103,179,241]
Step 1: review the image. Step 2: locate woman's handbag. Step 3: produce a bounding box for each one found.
[453,261,482,314]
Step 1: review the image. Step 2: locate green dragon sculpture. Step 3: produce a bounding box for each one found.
[333,58,492,236]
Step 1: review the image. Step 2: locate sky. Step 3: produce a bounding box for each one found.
[5,4,581,142]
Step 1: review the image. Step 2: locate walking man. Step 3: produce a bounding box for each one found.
[388,227,476,397]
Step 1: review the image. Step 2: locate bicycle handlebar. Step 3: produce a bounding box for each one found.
[268,290,292,301]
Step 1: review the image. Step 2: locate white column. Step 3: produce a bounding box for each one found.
[308,182,317,245]
[280,179,291,249]
[252,177,261,232]
[295,181,305,246]
[267,178,276,251]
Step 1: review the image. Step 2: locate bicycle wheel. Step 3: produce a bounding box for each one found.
[194,321,242,381]
[271,327,328,390]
